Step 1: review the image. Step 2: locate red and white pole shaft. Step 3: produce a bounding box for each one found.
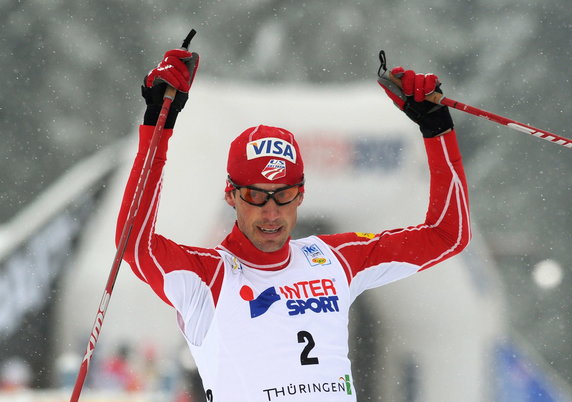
[70,28,197,401]
[438,96,572,149]
[69,86,176,402]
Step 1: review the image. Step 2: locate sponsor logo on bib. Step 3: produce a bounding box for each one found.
[279,279,339,316]
[301,244,331,266]
[239,278,340,318]
[263,374,353,400]
[240,285,280,318]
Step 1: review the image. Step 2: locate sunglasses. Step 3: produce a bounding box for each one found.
[227,177,304,207]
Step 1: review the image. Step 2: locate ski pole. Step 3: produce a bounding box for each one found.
[70,28,197,402]
[435,96,570,150]
[377,50,572,150]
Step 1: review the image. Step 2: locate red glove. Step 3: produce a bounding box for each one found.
[142,49,199,128]
[145,49,198,93]
[380,66,439,108]
[378,67,453,138]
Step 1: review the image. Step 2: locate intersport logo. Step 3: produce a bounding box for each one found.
[239,279,340,318]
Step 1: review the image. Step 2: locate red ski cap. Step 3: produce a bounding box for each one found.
[226,125,304,191]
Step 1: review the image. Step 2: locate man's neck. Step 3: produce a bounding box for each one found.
[218,222,291,270]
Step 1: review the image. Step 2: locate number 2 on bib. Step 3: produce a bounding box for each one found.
[297,330,319,365]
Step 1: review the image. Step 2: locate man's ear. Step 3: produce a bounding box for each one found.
[297,193,304,206]
[225,191,236,208]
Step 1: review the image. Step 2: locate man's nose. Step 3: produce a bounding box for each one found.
[261,197,281,217]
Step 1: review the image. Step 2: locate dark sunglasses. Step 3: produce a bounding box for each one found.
[227,177,304,207]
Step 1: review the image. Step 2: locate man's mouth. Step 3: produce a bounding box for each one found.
[259,226,281,234]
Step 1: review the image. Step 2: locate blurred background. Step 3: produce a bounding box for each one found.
[1,0,571,400]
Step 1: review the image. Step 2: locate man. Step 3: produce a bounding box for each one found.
[117,48,471,401]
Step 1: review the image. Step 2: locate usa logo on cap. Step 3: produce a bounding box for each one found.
[261,159,286,180]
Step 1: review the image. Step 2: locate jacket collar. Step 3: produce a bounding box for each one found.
[218,222,291,271]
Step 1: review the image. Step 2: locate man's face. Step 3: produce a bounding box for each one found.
[225,183,303,252]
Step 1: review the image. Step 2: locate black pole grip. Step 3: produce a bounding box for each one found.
[182,29,197,50]
[377,50,387,78]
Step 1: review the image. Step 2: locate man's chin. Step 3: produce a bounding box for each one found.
[253,238,287,253]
